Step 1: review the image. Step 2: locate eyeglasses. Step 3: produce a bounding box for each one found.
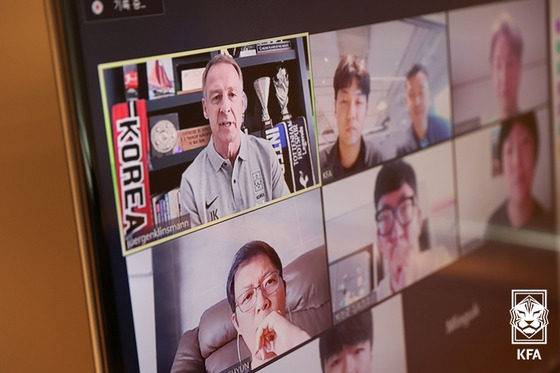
[235,271,282,313]
[375,196,416,236]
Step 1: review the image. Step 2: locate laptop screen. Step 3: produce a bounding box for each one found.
[48,0,559,371]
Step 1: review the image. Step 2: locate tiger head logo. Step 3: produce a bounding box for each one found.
[510,295,549,339]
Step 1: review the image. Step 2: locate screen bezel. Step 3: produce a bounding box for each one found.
[45,0,558,371]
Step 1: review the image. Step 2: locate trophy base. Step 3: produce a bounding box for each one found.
[264,117,315,192]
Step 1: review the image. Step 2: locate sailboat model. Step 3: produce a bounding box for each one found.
[148,60,174,98]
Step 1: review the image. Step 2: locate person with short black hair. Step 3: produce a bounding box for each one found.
[227,241,310,369]
[374,160,422,299]
[180,54,289,227]
[397,63,451,156]
[486,111,553,237]
[374,159,451,300]
[490,12,523,120]
[319,311,373,373]
[320,55,382,182]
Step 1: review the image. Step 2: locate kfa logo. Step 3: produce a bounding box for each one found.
[252,170,264,192]
[252,171,265,203]
[511,289,549,360]
[510,290,548,344]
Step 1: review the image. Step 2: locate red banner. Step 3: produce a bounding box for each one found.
[111,100,153,237]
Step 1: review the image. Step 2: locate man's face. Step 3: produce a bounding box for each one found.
[324,341,373,373]
[502,122,536,205]
[231,254,286,356]
[491,35,521,117]
[202,62,245,149]
[335,78,368,148]
[376,183,422,292]
[406,71,431,131]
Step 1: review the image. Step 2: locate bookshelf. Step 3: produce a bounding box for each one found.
[103,36,315,228]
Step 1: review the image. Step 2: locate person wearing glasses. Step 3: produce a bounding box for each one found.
[373,159,450,301]
[226,240,310,369]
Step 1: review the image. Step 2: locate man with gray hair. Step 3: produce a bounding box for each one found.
[180,54,289,227]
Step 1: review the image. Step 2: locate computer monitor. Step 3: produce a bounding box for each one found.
[46,0,559,371]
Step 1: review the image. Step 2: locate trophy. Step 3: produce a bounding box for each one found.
[149,113,180,158]
[272,66,316,192]
[273,67,291,121]
[253,77,273,129]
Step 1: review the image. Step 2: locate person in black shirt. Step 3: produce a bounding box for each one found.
[486,111,553,240]
[320,55,382,183]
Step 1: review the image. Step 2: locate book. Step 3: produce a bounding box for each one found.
[151,188,184,226]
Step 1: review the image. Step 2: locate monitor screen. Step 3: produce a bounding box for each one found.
[47,0,559,371]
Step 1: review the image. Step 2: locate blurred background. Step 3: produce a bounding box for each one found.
[311,14,451,160]
[0,2,95,371]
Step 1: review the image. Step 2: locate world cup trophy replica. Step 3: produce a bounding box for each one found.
[274,67,292,121]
